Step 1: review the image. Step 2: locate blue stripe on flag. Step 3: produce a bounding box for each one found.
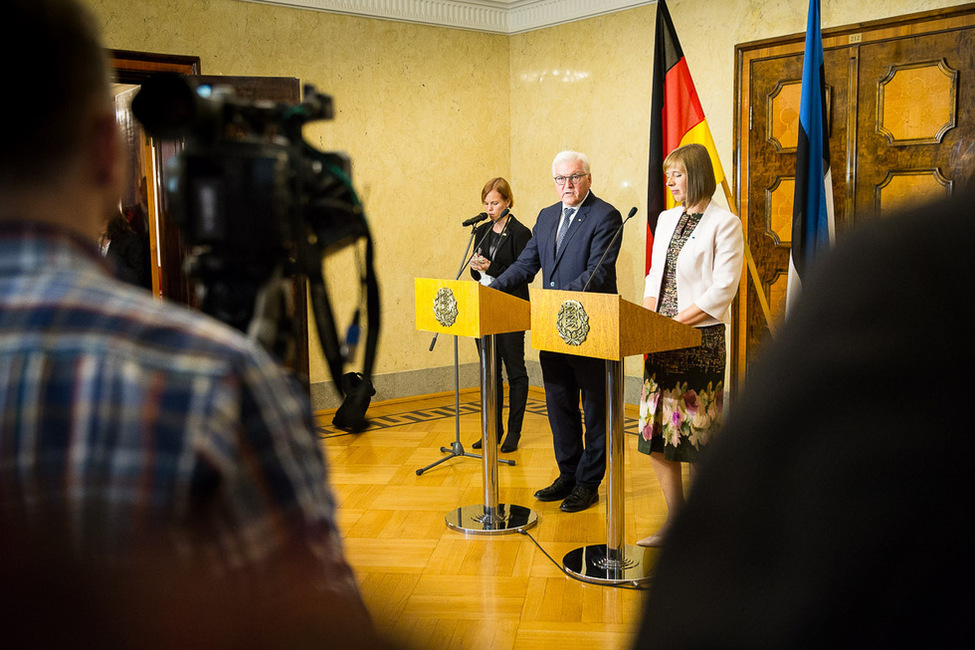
[788,0,834,309]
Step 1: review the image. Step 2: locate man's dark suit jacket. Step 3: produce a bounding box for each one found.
[492,192,622,295]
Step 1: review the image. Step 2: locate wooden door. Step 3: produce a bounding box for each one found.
[733,4,975,388]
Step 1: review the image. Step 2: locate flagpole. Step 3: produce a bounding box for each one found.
[720,179,775,336]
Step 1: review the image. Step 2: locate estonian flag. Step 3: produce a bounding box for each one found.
[646,0,726,275]
[787,0,835,312]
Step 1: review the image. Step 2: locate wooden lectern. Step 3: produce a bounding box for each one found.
[530,288,701,584]
[414,278,537,534]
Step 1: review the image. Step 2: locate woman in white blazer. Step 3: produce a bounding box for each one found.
[636,143,744,548]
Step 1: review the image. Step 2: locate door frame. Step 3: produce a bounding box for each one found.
[110,50,200,304]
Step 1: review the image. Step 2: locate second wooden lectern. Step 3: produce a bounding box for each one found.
[530,288,701,584]
[415,278,537,534]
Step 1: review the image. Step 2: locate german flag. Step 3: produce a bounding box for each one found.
[646,0,726,274]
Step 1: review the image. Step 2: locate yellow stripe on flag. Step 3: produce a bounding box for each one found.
[665,120,727,210]
[680,119,726,184]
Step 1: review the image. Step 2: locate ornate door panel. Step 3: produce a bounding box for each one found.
[854,30,975,219]
[741,48,850,368]
[733,5,975,389]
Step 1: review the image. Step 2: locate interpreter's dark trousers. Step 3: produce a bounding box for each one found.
[475,331,528,438]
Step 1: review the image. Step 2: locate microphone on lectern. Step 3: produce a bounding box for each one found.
[582,206,637,293]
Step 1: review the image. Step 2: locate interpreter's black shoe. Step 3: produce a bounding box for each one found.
[560,485,598,513]
[500,433,520,453]
[471,434,500,450]
[534,476,576,502]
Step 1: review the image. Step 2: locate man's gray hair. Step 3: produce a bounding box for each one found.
[552,150,591,176]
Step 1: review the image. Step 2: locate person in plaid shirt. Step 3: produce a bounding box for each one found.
[1,1,382,645]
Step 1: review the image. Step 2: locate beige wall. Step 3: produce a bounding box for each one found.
[87,0,963,406]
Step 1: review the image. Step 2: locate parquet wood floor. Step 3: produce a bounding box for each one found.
[318,388,678,649]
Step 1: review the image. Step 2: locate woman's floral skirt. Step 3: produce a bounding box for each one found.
[637,324,726,463]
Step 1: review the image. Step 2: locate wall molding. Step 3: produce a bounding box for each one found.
[242,0,654,34]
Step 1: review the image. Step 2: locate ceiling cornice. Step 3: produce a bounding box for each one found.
[241,0,654,35]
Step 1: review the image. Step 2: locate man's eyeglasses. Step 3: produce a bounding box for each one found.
[554,173,588,185]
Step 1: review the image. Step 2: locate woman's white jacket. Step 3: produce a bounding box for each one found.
[643,201,744,327]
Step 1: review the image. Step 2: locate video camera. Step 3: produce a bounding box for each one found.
[131,74,379,402]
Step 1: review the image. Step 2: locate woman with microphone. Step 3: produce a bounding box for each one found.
[637,144,744,547]
[469,177,532,452]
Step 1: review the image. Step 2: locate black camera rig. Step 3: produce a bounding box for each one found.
[132,74,379,398]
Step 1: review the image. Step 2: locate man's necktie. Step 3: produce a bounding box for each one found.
[556,207,576,254]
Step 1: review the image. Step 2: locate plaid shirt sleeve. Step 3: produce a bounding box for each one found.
[176,344,364,606]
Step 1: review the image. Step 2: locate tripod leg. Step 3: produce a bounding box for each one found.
[413,335,514,473]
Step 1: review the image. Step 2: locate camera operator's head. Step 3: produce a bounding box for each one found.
[1,0,121,242]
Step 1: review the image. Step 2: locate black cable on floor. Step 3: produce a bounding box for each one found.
[517,528,652,591]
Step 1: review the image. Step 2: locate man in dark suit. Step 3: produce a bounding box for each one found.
[491,151,622,513]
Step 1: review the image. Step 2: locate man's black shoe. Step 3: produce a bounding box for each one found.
[533,476,576,502]
[559,485,598,513]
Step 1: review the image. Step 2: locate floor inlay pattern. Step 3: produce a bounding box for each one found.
[318,396,640,438]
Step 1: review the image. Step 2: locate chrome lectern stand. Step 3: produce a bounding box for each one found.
[415,278,537,534]
[529,289,701,583]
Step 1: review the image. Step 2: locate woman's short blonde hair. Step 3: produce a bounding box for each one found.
[481,177,514,208]
[663,143,716,208]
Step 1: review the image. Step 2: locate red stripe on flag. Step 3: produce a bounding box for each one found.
[647,57,707,274]
[662,57,706,154]
[645,231,655,277]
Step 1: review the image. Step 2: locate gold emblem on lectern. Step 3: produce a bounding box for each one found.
[433,287,459,327]
[556,299,589,346]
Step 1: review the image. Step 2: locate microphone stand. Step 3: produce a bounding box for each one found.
[416,216,514,475]
[581,207,637,293]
